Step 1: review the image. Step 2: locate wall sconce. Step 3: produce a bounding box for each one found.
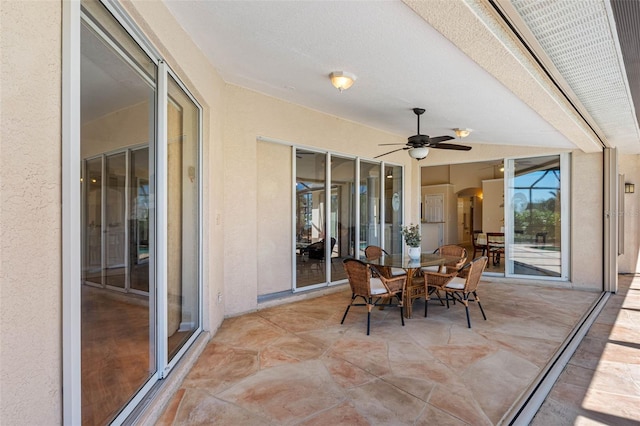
[625,183,635,193]
[329,71,356,92]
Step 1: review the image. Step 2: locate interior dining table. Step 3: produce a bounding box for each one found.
[360,252,462,318]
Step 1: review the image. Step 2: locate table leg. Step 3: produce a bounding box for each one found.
[404,272,413,319]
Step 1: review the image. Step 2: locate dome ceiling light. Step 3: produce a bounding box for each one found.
[329,71,356,92]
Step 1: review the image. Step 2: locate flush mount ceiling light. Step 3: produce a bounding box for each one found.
[329,71,356,92]
[453,128,472,138]
[408,147,429,160]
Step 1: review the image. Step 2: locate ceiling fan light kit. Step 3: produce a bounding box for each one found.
[329,71,356,92]
[375,107,473,160]
[409,147,429,159]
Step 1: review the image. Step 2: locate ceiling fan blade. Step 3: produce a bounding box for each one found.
[378,143,407,146]
[431,143,472,151]
[374,147,409,158]
[429,135,455,144]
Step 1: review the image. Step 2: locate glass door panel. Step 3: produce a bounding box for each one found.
[166,75,200,360]
[84,157,103,285]
[359,161,381,256]
[80,5,156,424]
[330,156,355,282]
[105,152,127,289]
[295,149,327,288]
[507,155,562,277]
[384,165,403,254]
[130,148,149,293]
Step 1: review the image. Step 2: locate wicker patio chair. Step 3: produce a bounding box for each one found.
[425,256,488,328]
[421,244,467,274]
[341,258,406,335]
[364,245,406,277]
[421,245,468,305]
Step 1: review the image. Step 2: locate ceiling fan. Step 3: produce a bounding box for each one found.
[375,108,472,160]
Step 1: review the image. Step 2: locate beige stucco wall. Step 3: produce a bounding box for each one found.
[619,154,640,273]
[0,1,63,423]
[257,141,292,295]
[223,85,412,315]
[571,151,604,289]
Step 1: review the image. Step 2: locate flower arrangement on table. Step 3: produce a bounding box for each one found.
[401,224,421,247]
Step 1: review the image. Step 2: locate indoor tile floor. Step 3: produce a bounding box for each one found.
[155,275,619,425]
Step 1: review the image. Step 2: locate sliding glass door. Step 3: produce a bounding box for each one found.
[77,1,202,423]
[330,156,356,282]
[360,161,381,256]
[295,149,327,288]
[384,164,403,254]
[80,5,156,422]
[505,154,569,279]
[292,148,398,290]
[166,74,200,361]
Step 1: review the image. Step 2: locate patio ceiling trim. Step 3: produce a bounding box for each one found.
[402,0,604,153]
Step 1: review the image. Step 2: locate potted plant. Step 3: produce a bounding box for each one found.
[401,224,422,260]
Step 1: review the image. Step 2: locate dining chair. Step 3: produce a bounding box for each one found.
[486,233,505,265]
[341,258,406,335]
[472,231,486,258]
[364,245,406,277]
[425,256,488,328]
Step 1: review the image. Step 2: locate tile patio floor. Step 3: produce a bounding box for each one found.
[532,273,640,425]
[156,275,639,425]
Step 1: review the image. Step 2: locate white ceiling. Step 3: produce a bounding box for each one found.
[159,0,639,155]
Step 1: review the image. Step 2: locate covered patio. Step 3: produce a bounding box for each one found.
[156,278,601,424]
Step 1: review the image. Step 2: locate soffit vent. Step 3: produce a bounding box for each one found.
[511,0,640,151]
[609,0,640,133]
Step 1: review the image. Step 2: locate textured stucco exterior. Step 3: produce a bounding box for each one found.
[619,154,640,273]
[0,1,63,423]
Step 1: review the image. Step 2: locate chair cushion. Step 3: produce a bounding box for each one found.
[421,265,440,273]
[390,267,407,276]
[370,278,388,295]
[445,277,466,290]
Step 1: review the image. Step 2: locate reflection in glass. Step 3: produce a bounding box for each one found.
[295,150,327,287]
[330,156,355,282]
[80,4,156,424]
[166,75,200,360]
[105,153,126,288]
[84,157,103,285]
[130,148,149,292]
[384,165,403,254]
[360,161,381,256]
[509,155,562,277]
